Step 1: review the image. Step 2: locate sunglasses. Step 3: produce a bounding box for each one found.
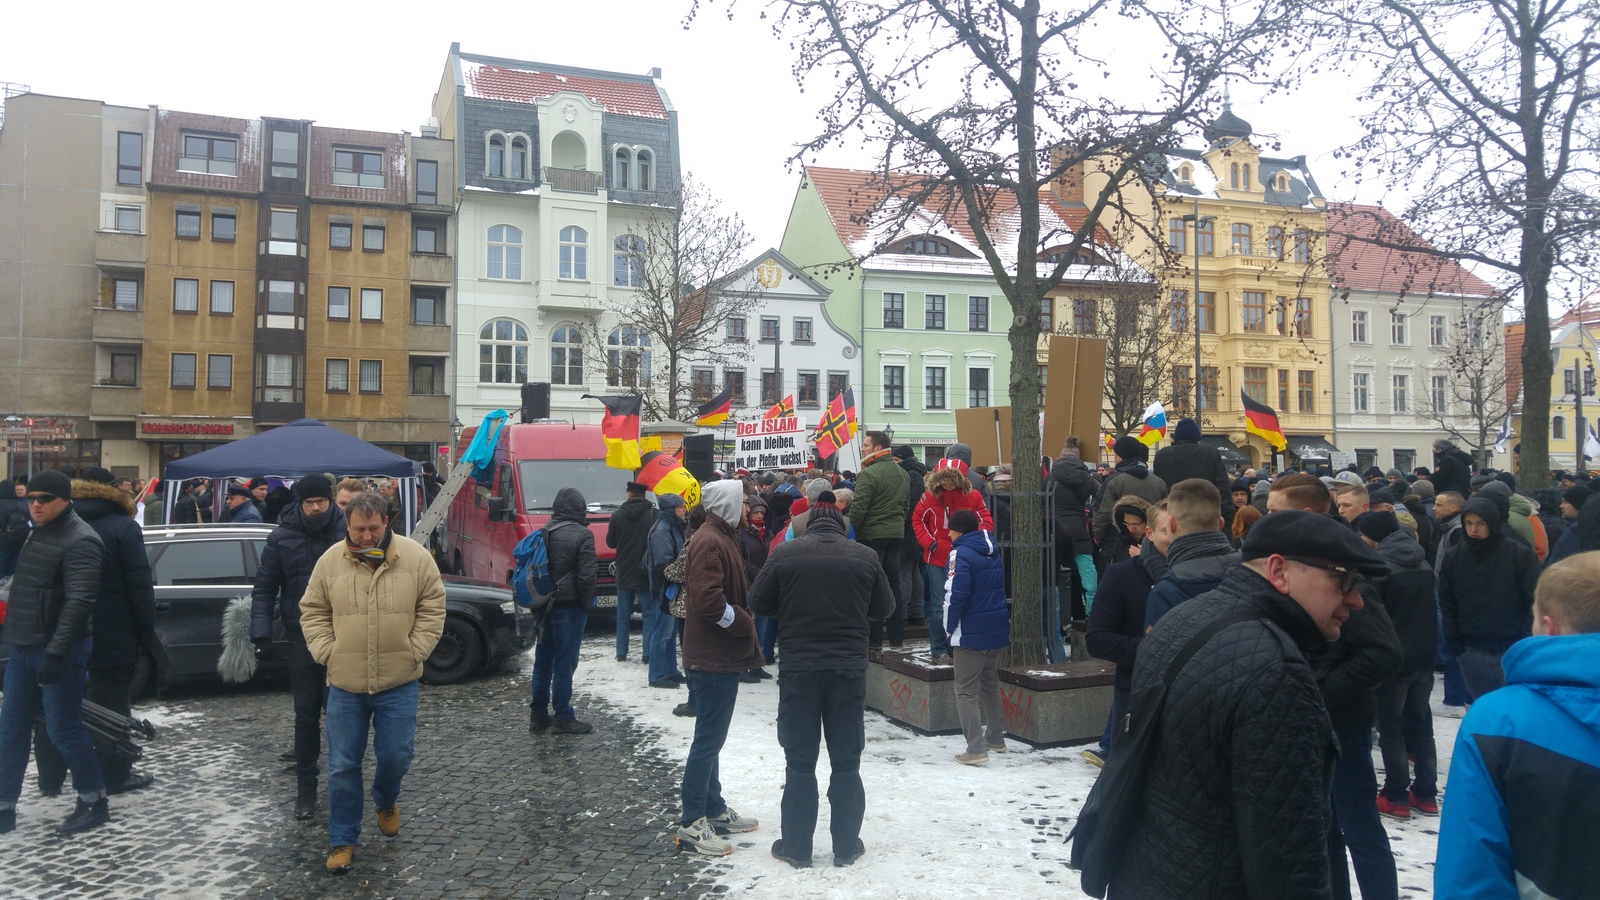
[26,493,59,505]
[1283,556,1359,594]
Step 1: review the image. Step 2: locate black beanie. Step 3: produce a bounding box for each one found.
[294,473,335,503]
[1112,436,1147,462]
[1356,510,1401,543]
[1564,485,1593,509]
[26,469,72,499]
[948,509,981,534]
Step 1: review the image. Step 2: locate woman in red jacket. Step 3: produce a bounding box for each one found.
[913,459,993,660]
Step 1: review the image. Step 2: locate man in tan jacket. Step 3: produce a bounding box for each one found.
[300,491,445,875]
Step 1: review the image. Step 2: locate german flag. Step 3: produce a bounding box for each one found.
[1240,391,1287,452]
[814,393,851,458]
[842,387,858,437]
[763,395,795,420]
[583,393,643,469]
[694,383,733,427]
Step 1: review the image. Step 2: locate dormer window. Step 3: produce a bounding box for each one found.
[904,238,950,255]
[509,136,529,180]
[1275,173,1290,192]
[1230,162,1240,189]
[1242,163,1251,189]
[1177,165,1192,184]
[1044,245,1104,267]
[613,147,631,190]
[487,135,505,178]
[636,149,652,192]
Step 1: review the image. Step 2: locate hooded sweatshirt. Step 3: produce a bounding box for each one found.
[1093,459,1168,544]
[1439,496,1540,655]
[545,487,597,609]
[1143,530,1240,631]
[1435,633,1600,898]
[1370,528,1437,672]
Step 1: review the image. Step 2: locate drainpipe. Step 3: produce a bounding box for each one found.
[1329,293,1338,456]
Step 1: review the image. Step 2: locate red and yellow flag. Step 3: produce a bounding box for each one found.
[1240,391,1287,452]
[842,387,858,437]
[694,383,733,427]
[814,393,851,458]
[583,393,643,469]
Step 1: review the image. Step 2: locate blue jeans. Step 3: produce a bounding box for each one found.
[680,670,740,824]
[1436,601,1470,705]
[1099,685,1129,755]
[616,587,643,659]
[1455,648,1506,700]
[640,591,666,668]
[0,641,104,807]
[1328,719,1398,900]
[924,563,950,656]
[648,605,683,685]
[326,681,419,848]
[756,616,778,665]
[531,606,589,719]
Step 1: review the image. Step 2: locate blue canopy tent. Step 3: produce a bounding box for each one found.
[159,418,423,531]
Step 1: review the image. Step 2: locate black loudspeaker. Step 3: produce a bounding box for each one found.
[683,433,715,482]
[521,383,551,423]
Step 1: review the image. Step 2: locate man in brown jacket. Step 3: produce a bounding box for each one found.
[675,479,765,856]
[299,491,446,876]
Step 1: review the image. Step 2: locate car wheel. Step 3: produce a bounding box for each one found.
[129,652,159,700]
[423,616,482,686]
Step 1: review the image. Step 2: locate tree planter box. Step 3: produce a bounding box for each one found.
[864,649,959,734]
[997,660,1116,748]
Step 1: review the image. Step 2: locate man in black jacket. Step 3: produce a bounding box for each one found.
[749,493,893,869]
[530,488,597,735]
[35,470,157,797]
[1083,501,1170,766]
[0,478,27,579]
[1431,438,1476,498]
[0,470,109,835]
[1107,511,1387,899]
[607,481,655,664]
[251,473,348,819]
[893,446,928,624]
[1152,418,1235,525]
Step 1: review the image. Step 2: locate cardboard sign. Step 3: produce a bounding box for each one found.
[1043,335,1108,465]
[733,417,811,470]
[954,407,1013,468]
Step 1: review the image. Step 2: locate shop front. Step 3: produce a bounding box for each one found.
[139,419,251,478]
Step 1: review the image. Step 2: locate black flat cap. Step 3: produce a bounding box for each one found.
[1242,510,1388,577]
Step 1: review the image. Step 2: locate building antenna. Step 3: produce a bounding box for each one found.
[1221,0,1233,110]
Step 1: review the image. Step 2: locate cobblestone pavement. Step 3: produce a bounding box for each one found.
[0,639,716,899]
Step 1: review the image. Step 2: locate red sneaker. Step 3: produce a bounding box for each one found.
[1376,794,1411,819]
[1409,792,1439,816]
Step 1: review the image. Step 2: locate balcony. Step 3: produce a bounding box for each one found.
[408,323,451,353]
[542,167,603,194]
[407,393,450,423]
[90,383,140,419]
[92,306,144,342]
[95,230,146,268]
[410,253,453,284]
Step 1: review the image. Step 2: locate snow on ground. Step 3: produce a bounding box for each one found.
[574,633,1463,899]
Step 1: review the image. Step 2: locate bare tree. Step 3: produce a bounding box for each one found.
[1328,0,1600,489]
[1422,303,1514,466]
[696,0,1316,664]
[583,175,759,420]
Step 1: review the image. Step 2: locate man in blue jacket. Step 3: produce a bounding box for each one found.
[944,509,1009,766]
[1143,479,1237,631]
[1435,550,1600,899]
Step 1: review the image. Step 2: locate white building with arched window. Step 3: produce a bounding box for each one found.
[433,44,680,425]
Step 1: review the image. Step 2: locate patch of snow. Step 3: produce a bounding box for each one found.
[1023,669,1071,678]
[135,706,204,727]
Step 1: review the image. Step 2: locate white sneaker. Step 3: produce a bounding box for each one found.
[676,817,733,856]
[707,806,759,834]
[1431,701,1466,719]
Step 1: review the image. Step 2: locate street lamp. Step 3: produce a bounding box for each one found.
[1181,202,1217,421]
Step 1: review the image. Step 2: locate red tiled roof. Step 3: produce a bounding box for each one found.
[1504,322,1525,409]
[1326,203,1499,298]
[463,62,667,120]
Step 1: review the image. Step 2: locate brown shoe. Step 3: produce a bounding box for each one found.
[954,751,989,766]
[984,741,1008,754]
[326,845,354,875]
[377,805,400,837]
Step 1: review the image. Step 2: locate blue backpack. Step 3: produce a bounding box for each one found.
[511,527,556,609]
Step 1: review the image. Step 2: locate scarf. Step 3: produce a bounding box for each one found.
[862,447,893,468]
[1114,459,1149,479]
[348,529,392,568]
[1139,536,1169,582]
[1163,530,1236,570]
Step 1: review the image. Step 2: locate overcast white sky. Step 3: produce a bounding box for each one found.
[5,1,1388,255]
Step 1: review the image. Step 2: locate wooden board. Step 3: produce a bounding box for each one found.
[1043,334,1108,465]
[954,406,1012,468]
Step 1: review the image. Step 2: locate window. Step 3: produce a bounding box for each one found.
[1242,291,1266,332]
[211,213,236,241]
[487,225,522,280]
[1073,299,1096,333]
[1553,415,1567,440]
[114,206,141,233]
[1197,291,1216,333]
[1196,219,1214,256]
[330,221,352,249]
[1391,311,1408,345]
[1038,364,1048,406]
[1242,164,1252,189]
[151,540,250,586]
[798,372,820,407]
[1169,290,1189,331]
[1168,218,1187,253]
[691,368,716,402]
[362,223,385,252]
[969,368,991,407]
[411,359,444,395]
[1431,374,1449,414]
[1565,368,1580,395]
[414,223,439,254]
[411,292,443,325]
[1040,301,1054,332]
[1275,296,1290,335]
[606,327,651,388]
[902,237,952,255]
[266,280,296,315]
[509,137,528,180]
[171,353,197,388]
[270,130,299,178]
[1279,369,1291,410]
[794,318,813,342]
[1467,315,1485,349]
[883,366,906,409]
[1198,366,1219,410]
[116,132,142,186]
[1352,372,1370,412]
[1298,371,1315,413]
[828,373,849,403]
[359,289,382,322]
[268,208,298,255]
[1267,226,1284,259]
[1429,315,1447,346]
[209,281,233,315]
[260,352,302,401]
[760,316,781,342]
[1243,366,1268,403]
[761,370,779,405]
[112,279,139,311]
[359,359,382,393]
[108,352,137,386]
[550,325,583,385]
[326,358,350,392]
[726,370,747,404]
[613,234,645,287]
[925,366,947,410]
[207,354,231,389]
[1394,448,1416,472]
[1276,173,1290,192]
[883,293,905,328]
[1293,228,1311,264]
[416,160,438,204]
[1231,162,1240,189]
[1173,366,1193,414]
[178,134,237,176]
[969,296,989,331]
[487,135,505,177]
[1177,165,1192,183]
[726,317,746,341]
[925,295,946,330]
[328,286,350,320]
[176,210,201,238]
[1351,309,1369,343]
[1231,223,1253,255]
[613,147,631,190]
[173,278,199,313]
[1391,373,1408,413]
[1295,297,1313,336]
[333,149,385,188]
[636,149,652,191]
[559,226,587,280]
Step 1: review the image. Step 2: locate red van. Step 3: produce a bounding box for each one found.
[444,422,629,608]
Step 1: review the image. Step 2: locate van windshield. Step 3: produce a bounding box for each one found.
[517,460,629,513]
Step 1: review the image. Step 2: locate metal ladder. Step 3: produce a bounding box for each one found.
[409,459,475,544]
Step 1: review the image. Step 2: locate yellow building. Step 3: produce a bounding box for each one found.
[1537,311,1600,473]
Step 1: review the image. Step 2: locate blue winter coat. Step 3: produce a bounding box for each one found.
[1435,632,1600,899]
[647,493,687,606]
[943,529,1008,650]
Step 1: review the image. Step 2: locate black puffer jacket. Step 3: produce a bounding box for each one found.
[1085,551,1157,691]
[1439,496,1540,654]
[1370,529,1437,673]
[1048,456,1097,555]
[3,505,104,658]
[1432,447,1476,497]
[748,513,893,673]
[898,456,929,554]
[71,480,156,669]
[250,501,348,641]
[605,496,655,592]
[1093,461,1166,544]
[0,480,28,551]
[1308,591,1402,726]
[546,487,597,610]
[1152,438,1235,523]
[1109,566,1336,899]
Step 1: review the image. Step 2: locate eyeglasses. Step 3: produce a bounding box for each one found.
[1283,556,1359,594]
[26,493,59,505]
